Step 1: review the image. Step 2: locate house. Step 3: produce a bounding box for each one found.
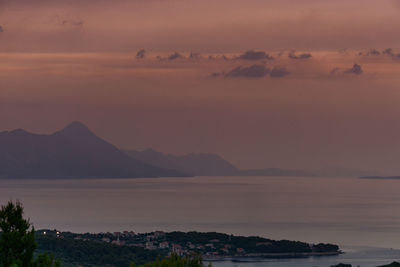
[221,248,229,254]
[236,248,245,253]
[101,237,111,243]
[159,241,169,249]
[154,231,165,238]
[146,235,155,241]
[112,239,125,246]
[172,243,182,254]
[146,242,157,250]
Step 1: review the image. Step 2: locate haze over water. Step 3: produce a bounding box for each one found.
[1,176,400,249]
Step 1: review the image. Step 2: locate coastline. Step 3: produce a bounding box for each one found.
[360,176,400,180]
[204,251,342,261]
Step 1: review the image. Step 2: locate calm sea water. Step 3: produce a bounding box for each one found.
[206,246,400,267]
[1,176,400,266]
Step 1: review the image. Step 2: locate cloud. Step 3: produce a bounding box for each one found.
[358,48,400,59]
[330,67,340,75]
[212,65,290,78]
[270,66,290,78]
[288,51,312,59]
[168,52,183,61]
[383,48,394,56]
[60,18,84,28]
[225,64,270,78]
[344,64,363,75]
[136,49,146,59]
[238,50,274,60]
[330,64,363,75]
[359,49,380,56]
[382,48,400,59]
[189,52,201,59]
[210,72,222,77]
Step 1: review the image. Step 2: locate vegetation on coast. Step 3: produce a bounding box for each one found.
[3,200,396,267]
[0,201,61,267]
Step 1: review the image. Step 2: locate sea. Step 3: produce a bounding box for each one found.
[1,176,400,267]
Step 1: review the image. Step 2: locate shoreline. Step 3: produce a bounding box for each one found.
[204,251,343,261]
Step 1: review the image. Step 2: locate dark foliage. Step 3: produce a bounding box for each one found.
[165,231,319,254]
[378,262,400,267]
[35,234,160,267]
[0,201,36,267]
[135,254,209,267]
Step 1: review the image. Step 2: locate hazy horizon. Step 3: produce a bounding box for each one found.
[2,0,400,174]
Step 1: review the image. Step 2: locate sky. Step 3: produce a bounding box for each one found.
[1,0,400,174]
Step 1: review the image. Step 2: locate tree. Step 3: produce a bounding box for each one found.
[0,201,36,267]
[32,253,61,267]
[135,253,211,267]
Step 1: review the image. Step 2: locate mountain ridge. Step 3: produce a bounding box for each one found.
[0,122,188,179]
[124,149,314,177]
[0,121,316,179]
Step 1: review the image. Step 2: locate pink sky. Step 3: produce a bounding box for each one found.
[1,0,400,173]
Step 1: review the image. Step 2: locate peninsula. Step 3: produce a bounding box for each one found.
[35,230,341,267]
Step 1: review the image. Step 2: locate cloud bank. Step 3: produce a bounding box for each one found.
[270,66,290,77]
[238,50,274,61]
[136,49,146,59]
[344,64,363,75]
[226,65,270,78]
[288,51,312,59]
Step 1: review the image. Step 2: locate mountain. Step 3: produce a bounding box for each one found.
[0,122,187,178]
[125,149,314,177]
[125,149,239,176]
[315,166,380,177]
[238,168,314,177]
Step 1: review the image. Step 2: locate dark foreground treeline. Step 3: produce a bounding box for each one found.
[35,234,161,267]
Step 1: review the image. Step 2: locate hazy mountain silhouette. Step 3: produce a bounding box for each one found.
[125,149,314,177]
[237,168,314,177]
[125,149,239,176]
[0,122,187,178]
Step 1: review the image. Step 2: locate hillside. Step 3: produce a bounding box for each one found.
[125,149,314,177]
[0,122,187,178]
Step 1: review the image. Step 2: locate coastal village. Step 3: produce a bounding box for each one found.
[40,230,340,260]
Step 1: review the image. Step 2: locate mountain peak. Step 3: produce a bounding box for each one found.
[60,121,93,136]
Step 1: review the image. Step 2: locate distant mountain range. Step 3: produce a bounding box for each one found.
[125,149,239,176]
[124,149,314,177]
[0,121,315,179]
[0,122,187,178]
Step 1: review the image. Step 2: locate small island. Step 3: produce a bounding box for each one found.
[360,176,400,180]
[35,230,341,266]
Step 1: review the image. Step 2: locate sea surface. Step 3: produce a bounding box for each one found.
[206,246,400,267]
[1,176,400,266]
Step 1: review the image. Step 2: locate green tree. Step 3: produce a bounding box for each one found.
[135,253,211,267]
[0,201,36,267]
[32,253,61,267]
